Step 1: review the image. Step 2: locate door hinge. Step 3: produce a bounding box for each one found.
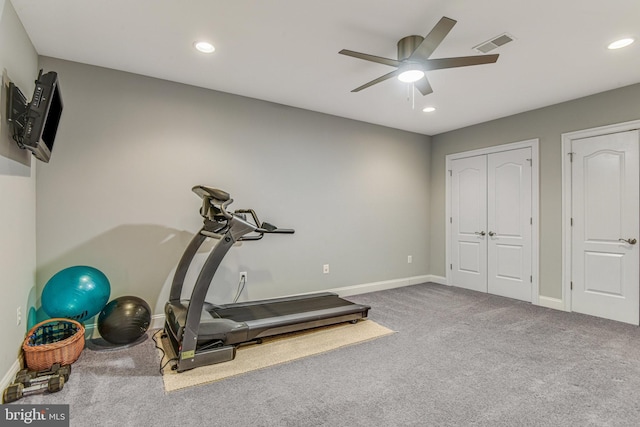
[571,218,573,226]
[530,275,533,283]
[449,170,452,176]
[568,152,574,162]
[530,217,532,225]
[450,217,452,223]
[571,281,573,290]
[450,264,453,270]
[526,158,532,166]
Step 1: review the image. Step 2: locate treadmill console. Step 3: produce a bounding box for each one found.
[192,185,230,203]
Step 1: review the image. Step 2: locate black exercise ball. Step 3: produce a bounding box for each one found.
[98,296,151,345]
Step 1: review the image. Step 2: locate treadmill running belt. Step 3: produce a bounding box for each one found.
[208,295,357,323]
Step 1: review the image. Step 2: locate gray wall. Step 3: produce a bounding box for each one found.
[0,0,38,381]
[36,57,431,316]
[430,83,640,299]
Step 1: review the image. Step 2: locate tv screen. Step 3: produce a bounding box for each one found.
[22,71,63,163]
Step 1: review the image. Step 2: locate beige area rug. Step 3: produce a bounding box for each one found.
[160,320,394,392]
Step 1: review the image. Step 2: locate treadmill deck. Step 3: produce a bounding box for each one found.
[165,292,370,347]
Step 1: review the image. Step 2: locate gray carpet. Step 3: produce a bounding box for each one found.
[10,283,640,426]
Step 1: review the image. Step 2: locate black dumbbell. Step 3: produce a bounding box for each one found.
[15,364,71,385]
[2,375,64,403]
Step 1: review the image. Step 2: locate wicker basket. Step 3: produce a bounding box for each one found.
[22,318,85,370]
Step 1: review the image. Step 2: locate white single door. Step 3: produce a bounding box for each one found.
[451,155,487,293]
[487,148,532,302]
[571,130,640,325]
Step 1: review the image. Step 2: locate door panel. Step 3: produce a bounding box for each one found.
[584,251,623,296]
[571,130,639,324]
[458,241,482,273]
[495,244,523,280]
[487,148,532,301]
[451,155,487,292]
[585,151,623,240]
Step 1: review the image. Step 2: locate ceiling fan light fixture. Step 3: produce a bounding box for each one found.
[398,69,425,83]
[194,41,215,53]
[608,38,634,50]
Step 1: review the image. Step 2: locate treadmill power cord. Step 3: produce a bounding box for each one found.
[152,329,178,374]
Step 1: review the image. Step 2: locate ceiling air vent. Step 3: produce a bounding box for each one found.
[473,33,514,53]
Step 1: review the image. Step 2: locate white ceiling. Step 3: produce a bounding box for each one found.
[10,0,640,136]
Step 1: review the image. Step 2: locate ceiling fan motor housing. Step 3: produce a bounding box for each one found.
[397,35,424,60]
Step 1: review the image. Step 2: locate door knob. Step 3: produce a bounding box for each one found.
[619,238,637,245]
[474,231,486,236]
[488,231,496,237]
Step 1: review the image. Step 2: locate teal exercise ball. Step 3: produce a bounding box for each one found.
[42,266,111,322]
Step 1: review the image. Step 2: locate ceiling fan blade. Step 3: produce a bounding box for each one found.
[339,49,401,67]
[414,76,433,96]
[409,16,457,61]
[422,54,499,71]
[351,69,401,92]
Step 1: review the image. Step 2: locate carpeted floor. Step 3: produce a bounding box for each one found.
[10,283,640,426]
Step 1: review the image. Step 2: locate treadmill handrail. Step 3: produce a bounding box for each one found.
[256,227,295,234]
[218,198,234,220]
[234,209,295,239]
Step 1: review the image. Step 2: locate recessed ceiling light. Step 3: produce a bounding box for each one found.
[608,38,634,50]
[194,41,215,53]
[422,106,436,113]
[398,69,425,83]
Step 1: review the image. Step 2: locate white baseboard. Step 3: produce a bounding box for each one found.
[426,275,447,285]
[1,357,22,394]
[326,275,432,297]
[83,322,100,339]
[150,314,166,330]
[537,295,567,311]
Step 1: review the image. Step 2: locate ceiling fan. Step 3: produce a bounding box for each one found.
[339,16,499,95]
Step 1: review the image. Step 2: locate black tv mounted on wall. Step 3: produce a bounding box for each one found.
[6,69,63,163]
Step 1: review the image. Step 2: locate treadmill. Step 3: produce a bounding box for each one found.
[162,186,370,372]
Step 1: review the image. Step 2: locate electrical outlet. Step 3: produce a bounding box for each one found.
[239,272,248,283]
[408,255,412,264]
[323,264,330,274]
[16,306,21,326]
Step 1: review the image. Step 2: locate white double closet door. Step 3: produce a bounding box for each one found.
[451,147,532,302]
